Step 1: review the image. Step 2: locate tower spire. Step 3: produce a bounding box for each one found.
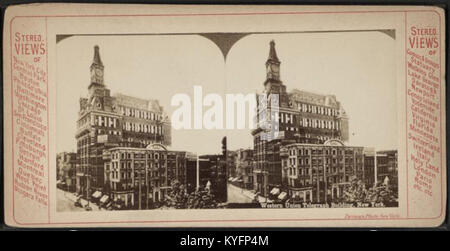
[92,45,103,66]
[90,45,104,86]
[265,40,281,81]
[267,40,279,63]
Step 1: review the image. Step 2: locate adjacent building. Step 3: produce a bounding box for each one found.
[199,153,234,202]
[362,148,376,187]
[361,149,398,192]
[185,156,209,193]
[375,150,398,192]
[235,148,254,189]
[56,152,77,192]
[102,143,187,209]
[101,143,239,209]
[280,140,365,203]
[75,45,171,200]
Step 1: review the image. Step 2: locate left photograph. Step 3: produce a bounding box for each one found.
[56,35,232,211]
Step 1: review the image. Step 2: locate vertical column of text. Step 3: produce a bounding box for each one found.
[11,18,49,222]
[406,12,442,217]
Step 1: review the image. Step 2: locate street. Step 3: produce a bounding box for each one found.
[227,183,273,204]
[57,188,101,212]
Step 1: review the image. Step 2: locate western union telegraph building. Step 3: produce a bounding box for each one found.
[75,45,185,209]
[252,41,393,203]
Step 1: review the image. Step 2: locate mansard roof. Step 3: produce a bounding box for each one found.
[288,89,340,108]
[113,93,163,113]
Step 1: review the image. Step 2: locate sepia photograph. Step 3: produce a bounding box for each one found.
[55,31,399,211]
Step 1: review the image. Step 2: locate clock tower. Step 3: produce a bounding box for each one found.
[266,40,280,81]
[86,45,113,112]
[263,40,289,108]
[90,45,104,86]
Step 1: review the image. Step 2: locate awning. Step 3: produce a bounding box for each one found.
[278,192,287,200]
[270,188,280,195]
[232,177,239,182]
[228,177,233,181]
[56,180,62,185]
[100,195,109,203]
[92,191,102,199]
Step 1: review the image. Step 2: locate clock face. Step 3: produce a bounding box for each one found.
[271,64,279,73]
[95,69,103,77]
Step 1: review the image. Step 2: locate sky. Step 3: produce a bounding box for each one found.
[56,31,397,155]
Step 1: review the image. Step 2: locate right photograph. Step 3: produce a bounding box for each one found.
[229,33,398,208]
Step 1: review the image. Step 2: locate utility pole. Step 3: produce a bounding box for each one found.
[165,150,168,187]
[138,171,141,210]
[263,141,267,202]
[196,155,200,190]
[175,154,178,181]
[316,149,320,203]
[216,157,219,182]
[374,149,378,185]
[146,153,149,209]
[86,137,90,208]
[323,150,327,204]
[138,160,142,210]
[221,136,227,202]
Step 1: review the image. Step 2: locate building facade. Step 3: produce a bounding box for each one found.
[185,155,212,194]
[361,149,398,192]
[252,40,349,197]
[280,140,365,203]
[362,148,376,188]
[375,150,398,192]
[235,148,254,189]
[75,45,171,199]
[56,152,77,192]
[199,153,234,203]
[102,143,187,209]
